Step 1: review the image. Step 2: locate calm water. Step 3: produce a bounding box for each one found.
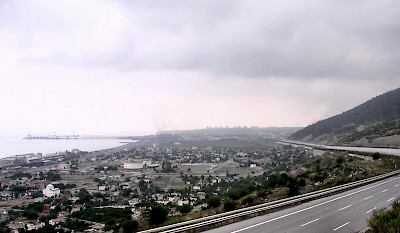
[0,136,134,158]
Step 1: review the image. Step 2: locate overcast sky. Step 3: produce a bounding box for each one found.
[1,0,399,136]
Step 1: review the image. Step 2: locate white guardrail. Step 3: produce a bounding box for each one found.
[139,170,400,233]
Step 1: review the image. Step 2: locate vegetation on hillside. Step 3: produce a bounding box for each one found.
[340,119,400,144]
[72,207,138,232]
[368,201,400,233]
[290,88,400,142]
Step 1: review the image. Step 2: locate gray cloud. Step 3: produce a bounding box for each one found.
[2,0,399,81]
[116,0,400,80]
[1,0,400,135]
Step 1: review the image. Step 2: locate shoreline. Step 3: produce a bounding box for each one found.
[88,140,141,155]
[0,138,140,160]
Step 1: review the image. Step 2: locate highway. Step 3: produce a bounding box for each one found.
[204,175,400,233]
[280,140,400,156]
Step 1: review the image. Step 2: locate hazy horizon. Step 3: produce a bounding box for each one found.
[1,1,399,136]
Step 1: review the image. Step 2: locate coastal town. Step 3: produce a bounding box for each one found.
[0,128,396,232]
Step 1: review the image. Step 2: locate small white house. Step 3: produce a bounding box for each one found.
[49,218,64,226]
[26,222,45,231]
[177,200,190,206]
[42,184,60,198]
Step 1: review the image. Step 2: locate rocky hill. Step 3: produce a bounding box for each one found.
[289,88,400,148]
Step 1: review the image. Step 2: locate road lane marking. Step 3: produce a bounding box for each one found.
[366,207,376,213]
[333,222,350,231]
[339,205,351,211]
[382,189,388,192]
[395,184,399,187]
[364,196,373,200]
[387,197,394,202]
[231,177,400,233]
[300,218,319,227]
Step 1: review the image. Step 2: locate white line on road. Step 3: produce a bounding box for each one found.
[364,196,373,200]
[395,184,399,187]
[230,177,400,233]
[339,205,351,211]
[382,189,388,192]
[387,197,394,202]
[333,222,350,231]
[300,218,319,227]
[366,207,376,213]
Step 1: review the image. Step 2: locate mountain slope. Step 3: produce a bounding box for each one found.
[289,88,400,146]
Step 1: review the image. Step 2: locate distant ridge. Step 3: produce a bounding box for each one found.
[289,88,400,147]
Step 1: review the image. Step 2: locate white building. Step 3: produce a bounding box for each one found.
[124,162,144,170]
[42,184,60,198]
[49,218,64,226]
[26,222,45,231]
[177,200,190,206]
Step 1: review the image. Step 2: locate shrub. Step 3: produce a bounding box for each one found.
[242,195,254,206]
[179,204,192,214]
[207,196,221,208]
[149,205,168,225]
[223,199,236,212]
[373,152,381,160]
[369,202,400,232]
[336,156,345,164]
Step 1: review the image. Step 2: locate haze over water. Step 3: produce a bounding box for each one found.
[0,135,132,159]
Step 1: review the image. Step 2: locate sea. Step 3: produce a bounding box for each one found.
[0,135,134,159]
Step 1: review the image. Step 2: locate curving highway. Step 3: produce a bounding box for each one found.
[204,175,400,233]
[280,140,400,157]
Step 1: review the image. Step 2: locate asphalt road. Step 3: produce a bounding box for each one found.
[204,175,400,233]
[281,140,400,156]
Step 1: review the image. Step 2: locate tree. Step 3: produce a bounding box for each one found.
[298,177,306,186]
[122,188,132,197]
[10,185,28,197]
[207,196,221,208]
[288,178,300,197]
[46,171,61,181]
[138,180,148,192]
[61,219,90,232]
[336,156,345,165]
[179,204,192,214]
[0,221,10,233]
[11,171,32,179]
[373,152,381,160]
[122,220,139,233]
[149,205,168,225]
[77,188,92,204]
[31,191,43,198]
[223,199,236,212]
[23,209,39,220]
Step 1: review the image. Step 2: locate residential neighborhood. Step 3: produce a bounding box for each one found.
[0,139,316,232]
[0,135,394,233]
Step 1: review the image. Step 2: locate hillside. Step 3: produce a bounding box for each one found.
[159,127,301,140]
[289,88,400,147]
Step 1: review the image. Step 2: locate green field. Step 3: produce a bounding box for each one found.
[169,177,189,189]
